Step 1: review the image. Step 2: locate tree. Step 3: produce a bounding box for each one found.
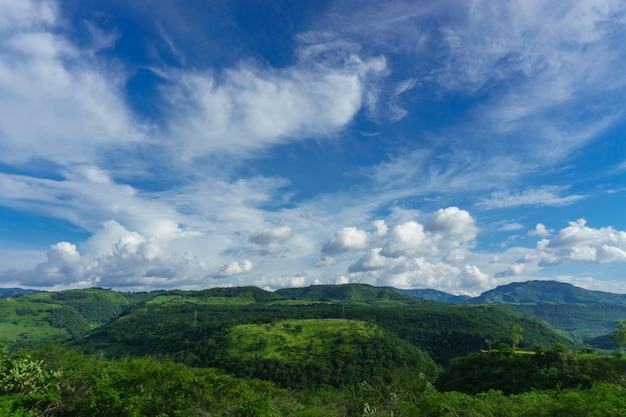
[511,324,524,350]
[485,338,495,352]
[609,320,626,353]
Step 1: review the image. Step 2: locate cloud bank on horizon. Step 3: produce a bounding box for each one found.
[1,0,626,295]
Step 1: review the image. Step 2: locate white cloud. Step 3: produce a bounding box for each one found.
[165,54,386,159]
[380,207,477,258]
[327,207,489,293]
[372,219,388,237]
[424,206,478,249]
[381,221,432,258]
[0,170,185,240]
[538,219,626,265]
[248,225,292,255]
[348,248,395,272]
[478,186,585,209]
[0,0,56,32]
[214,260,254,278]
[498,223,524,232]
[528,223,552,237]
[0,0,138,166]
[314,256,336,268]
[322,226,370,254]
[1,0,625,296]
[0,222,207,290]
[349,257,492,295]
[249,225,292,245]
[252,274,307,291]
[437,0,626,161]
[493,219,626,278]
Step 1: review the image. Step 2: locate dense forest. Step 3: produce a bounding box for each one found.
[2,282,626,416]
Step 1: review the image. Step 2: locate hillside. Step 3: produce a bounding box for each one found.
[75,285,578,370]
[466,280,626,305]
[392,287,470,303]
[0,288,151,347]
[0,282,625,417]
[274,283,425,305]
[218,318,439,387]
[460,281,626,341]
[513,302,626,341]
[0,287,42,298]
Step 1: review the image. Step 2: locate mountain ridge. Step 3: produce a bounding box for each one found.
[465,280,626,305]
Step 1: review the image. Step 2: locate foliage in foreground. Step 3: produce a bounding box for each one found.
[437,344,626,394]
[3,343,626,417]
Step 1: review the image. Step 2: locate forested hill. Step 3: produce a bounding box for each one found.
[466,280,626,305]
[274,283,425,305]
[0,287,41,298]
[73,286,578,367]
[392,288,471,303]
[0,281,615,353]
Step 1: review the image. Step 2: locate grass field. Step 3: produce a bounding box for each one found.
[227,318,380,360]
[145,293,259,306]
[0,299,69,344]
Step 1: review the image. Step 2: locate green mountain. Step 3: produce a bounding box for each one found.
[75,285,578,370]
[392,287,470,303]
[0,288,151,347]
[513,302,626,340]
[466,280,626,305]
[274,283,425,305]
[459,281,626,341]
[0,287,42,298]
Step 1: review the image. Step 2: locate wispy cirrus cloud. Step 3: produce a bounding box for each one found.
[477,186,585,210]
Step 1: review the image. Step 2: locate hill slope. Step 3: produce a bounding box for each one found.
[274,283,425,305]
[76,286,578,369]
[0,287,42,298]
[392,288,470,303]
[463,281,626,340]
[0,288,151,347]
[467,280,626,305]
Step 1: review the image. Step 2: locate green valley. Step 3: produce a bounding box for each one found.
[2,281,626,416]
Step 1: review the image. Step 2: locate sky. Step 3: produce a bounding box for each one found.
[1,0,626,295]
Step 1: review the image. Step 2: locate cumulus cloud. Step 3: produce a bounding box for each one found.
[538,219,626,265]
[248,225,292,255]
[252,274,307,291]
[372,219,388,237]
[494,219,626,278]
[214,260,254,278]
[424,206,478,249]
[322,226,370,254]
[348,248,395,272]
[0,222,207,290]
[249,225,292,245]
[323,207,489,294]
[314,256,336,268]
[380,221,432,258]
[381,207,477,258]
[528,223,552,237]
[349,257,492,295]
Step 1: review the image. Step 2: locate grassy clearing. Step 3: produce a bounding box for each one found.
[0,299,69,344]
[227,318,380,360]
[145,293,258,306]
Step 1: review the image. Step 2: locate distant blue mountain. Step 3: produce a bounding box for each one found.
[0,287,43,298]
[466,280,626,305]
[391,288,470,303]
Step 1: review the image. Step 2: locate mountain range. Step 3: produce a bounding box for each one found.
[2,280,625,354]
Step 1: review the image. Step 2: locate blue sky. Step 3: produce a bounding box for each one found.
[1,0,626,294]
